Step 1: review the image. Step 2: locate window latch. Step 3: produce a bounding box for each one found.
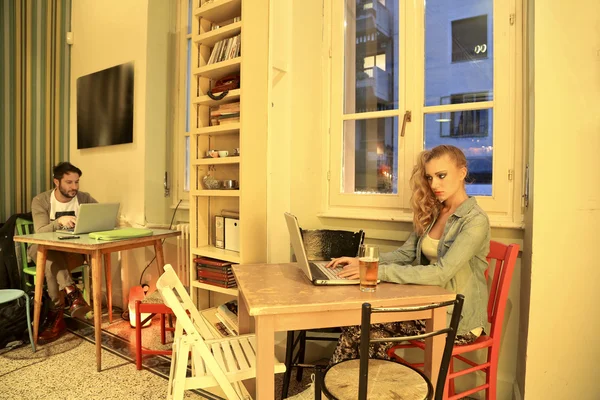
[401,110,412,137]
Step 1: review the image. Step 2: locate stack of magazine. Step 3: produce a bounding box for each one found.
[210,102,240,126]
[207,33,241,65]
[194,256,237,289]
[200,300,239,338]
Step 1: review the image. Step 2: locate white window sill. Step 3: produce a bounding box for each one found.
[317,209,525,230]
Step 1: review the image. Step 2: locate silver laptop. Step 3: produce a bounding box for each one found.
[284,212,359,286]
[56,203,120,235]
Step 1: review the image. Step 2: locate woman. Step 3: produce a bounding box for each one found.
[326,144,490,364]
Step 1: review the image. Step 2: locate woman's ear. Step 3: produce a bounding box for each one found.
[460,166,467,181]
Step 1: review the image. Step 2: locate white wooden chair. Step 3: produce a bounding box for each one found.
[156,264,286,400]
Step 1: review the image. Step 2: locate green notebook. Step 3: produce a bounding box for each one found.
[89,228,153,241]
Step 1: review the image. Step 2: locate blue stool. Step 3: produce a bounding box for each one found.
[0,289,35,352]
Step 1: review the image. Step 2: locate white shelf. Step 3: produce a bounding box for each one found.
[193,156,241,166]
[195,0,241,22]
[191,280,238,296]
[195,21,242,48]
[194,88,241,107]
[191,189,240,197]
[194,123,240,136]
[194,58,241,80]
[192,246,241,264]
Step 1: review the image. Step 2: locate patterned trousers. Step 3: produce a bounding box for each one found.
[330,320,478,365]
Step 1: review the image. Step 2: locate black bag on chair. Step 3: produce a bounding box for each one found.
[0,289,51,349]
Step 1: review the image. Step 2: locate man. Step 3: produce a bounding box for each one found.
[29,162,97,343]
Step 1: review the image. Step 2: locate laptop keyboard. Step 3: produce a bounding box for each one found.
[312,261,347,280]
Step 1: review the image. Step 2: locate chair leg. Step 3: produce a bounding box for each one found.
[488,354,497,400]
[314,365,323,400]
[136,300,143,370]
[23,293,35,352]
[104,254,112,323]
[282,330,296,399]
[172,339,191,400]
[448,357,455,397]
[160,313,166,344]
[82,265,90,304]
[296,330,307,382]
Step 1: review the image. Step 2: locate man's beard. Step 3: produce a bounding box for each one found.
[59,186,77,199]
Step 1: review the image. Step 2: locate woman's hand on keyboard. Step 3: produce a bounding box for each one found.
[326,257,360,279]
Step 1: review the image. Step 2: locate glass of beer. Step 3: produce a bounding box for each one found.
[358,244,379,292]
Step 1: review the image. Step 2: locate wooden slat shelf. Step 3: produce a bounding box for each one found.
[192,156,241,166]
[193,88,241,106]
[194,0,241,22]
[194,123,240,136]
[191,281,238,296]
[191,190,240,197]
[193,58,241,80]
[195,21,242,47]
[192,245,241,264]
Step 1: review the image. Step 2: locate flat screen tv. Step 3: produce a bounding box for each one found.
[76,62,134,149]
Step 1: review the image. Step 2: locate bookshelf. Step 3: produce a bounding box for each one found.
[190,0,268,308]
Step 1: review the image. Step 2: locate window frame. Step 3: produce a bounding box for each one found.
[171,0,192,209]
[323,0,524,226]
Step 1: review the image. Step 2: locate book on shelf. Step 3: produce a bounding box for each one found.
[196,264,233,273]
[206,34,241,65]
[197,272,236,283]
[193,256,233,267]
[197,277,237,288]
[216,300,239,334]
[217,116,240,125]
[200,307,235,338]
[197,268,234,279]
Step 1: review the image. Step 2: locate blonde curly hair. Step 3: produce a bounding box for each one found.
[410,145,468,235]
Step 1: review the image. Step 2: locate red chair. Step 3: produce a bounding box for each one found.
[388,241,519,400]
[135,291,175,370]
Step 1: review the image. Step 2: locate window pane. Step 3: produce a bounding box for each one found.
[425,1,493,106]
[184,136,190,192]
[342,117,398,194]
[424,109,493,196]
[185,39,191,132]
[344,0,399,114]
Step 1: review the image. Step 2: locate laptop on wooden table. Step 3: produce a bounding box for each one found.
[284,212,360,286]
[55,203,120,235]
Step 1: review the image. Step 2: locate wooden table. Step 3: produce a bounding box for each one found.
[14,229,180,371]
[232,263,455,399]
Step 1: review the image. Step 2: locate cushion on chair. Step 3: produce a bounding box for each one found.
[324,359,430,400]
[89,228,153,240]
[301,229,364,261]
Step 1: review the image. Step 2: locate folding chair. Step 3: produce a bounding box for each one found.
[156,264,286,400]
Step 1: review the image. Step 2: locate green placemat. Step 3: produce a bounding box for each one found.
[89,228,153,240]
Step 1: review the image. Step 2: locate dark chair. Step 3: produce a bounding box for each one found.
[314,294,465,400]
[281,228,364,399]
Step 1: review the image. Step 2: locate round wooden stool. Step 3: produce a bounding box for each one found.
[322,359,431,400]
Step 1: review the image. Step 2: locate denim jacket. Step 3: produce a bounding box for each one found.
[378,197,490,335]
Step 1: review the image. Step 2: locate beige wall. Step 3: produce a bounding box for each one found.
[519,0,600,398]
[69,0,177,307]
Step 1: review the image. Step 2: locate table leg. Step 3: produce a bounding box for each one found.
[237,294,256,397]
[424,306,446,396]
[104,254,112,323]
[255,315,275,400]
[154,239,165,275]
[238,293,253,334]
[91,250,103,372]
[33,246,48,345]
